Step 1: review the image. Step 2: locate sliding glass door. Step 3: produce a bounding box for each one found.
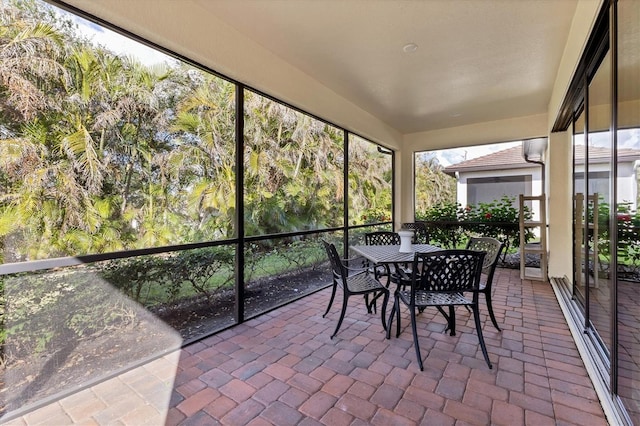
[616,0,640,420]
[587,49,613,356]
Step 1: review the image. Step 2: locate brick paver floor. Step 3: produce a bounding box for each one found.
[3,268,608,425]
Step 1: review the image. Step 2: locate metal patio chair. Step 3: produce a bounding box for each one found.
[465,236,505,331]
[322,240,389,339]
[387,249,491,370]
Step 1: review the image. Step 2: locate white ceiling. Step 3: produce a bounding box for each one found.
[195,0,579,134]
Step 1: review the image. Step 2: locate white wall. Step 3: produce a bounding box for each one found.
[618,162,639,208]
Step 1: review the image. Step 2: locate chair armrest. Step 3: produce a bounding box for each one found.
[342,263,370,274]
[342,256,368,268]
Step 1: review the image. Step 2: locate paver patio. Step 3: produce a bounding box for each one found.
[3,268,608,425]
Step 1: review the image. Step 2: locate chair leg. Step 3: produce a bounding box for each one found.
[395,296,402,338]
[409,305,424,371]
[472,305,493,369]
[369,290,388,314]
[484,292,501,331]
[448,305,456,336]
[386,298,395,339]
[364,294,373,314]
[323,281,337,318]
[331,293,349,339]
[436,306,454,335]
[379,290,389,332]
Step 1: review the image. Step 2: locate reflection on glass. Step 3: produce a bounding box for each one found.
[616,0,640,421]
[573,110,587,310]
[243,91,345,235]
[587,50,612,355]
[0,251,229,411]
[348,135,393,226]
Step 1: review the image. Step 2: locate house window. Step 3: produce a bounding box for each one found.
[467,175,532,206]
[573,171,610,205]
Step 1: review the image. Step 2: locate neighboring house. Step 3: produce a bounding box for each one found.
[444,144,640,216]
[443,145,543,216]
[573,145,640,211]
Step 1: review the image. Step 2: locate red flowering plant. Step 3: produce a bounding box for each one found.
[360,208,392,224]
[417,196,534,249]
[593,201,640,276]
[463,196,533,250]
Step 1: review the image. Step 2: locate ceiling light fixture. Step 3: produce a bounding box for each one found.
[402,43,418,53]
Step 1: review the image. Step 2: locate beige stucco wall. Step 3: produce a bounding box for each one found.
[545,0,604,279]
[546,131,574,278]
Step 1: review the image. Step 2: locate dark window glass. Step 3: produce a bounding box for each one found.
[467,175,532,206]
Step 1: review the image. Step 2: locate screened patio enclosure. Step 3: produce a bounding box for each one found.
[1,0,639,424]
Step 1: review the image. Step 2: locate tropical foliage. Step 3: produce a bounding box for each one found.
[589,199,640,278]
[0,2,395,400]
[418,200,466,249]
[414,153,457,213]
[0,0,392,264]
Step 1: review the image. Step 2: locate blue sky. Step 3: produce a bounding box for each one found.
[61,9,175,67]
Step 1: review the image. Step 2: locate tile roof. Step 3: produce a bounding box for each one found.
[443,146,529,175]
[443,144,640,175]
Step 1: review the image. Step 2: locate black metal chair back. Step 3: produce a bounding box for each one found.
[414,250,484,294]
[362,231,400,308]
[465,236,504,330]
[401,222,429,244]
[364,231,400,245]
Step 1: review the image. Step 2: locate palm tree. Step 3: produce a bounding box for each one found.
[348,135,392,224]
[243,91,346,236]
[169,69,237,240]
[0,1,68,125]
[414,154,456,215]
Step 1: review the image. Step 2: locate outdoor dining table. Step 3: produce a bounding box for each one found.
[349,243,441,265]
[349,242,446,331]
[349,242,442,302]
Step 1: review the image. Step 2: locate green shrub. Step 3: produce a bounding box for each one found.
[419,196,534,250]
[418,201,466,248]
